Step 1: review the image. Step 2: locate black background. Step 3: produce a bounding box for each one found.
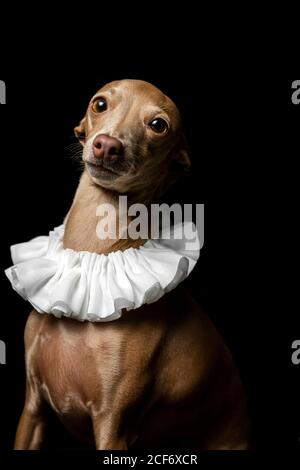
[0,43,299,466]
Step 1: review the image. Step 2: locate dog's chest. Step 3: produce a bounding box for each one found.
[25,314,125,417]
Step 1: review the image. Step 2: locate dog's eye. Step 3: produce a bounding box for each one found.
[92,98,107,113]
[149,118,169,135]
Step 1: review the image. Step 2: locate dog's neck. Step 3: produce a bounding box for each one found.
[63,171,146,254]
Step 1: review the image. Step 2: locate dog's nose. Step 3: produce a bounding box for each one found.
[92,134,124,162]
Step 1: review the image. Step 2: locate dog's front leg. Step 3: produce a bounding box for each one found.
[14,383,46,450]
[92,412,128,450]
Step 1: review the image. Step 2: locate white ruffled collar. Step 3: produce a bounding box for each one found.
[5,222,200,322]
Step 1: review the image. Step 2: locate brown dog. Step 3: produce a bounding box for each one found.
[14,80,249,450]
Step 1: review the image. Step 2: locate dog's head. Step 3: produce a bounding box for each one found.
[75,79,190,201]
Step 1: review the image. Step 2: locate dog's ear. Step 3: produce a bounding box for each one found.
[74,117,87,145]
[172,135,191,172]
[174,148,191,171]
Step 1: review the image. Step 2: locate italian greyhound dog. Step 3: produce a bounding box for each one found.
[14,80,248,450]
